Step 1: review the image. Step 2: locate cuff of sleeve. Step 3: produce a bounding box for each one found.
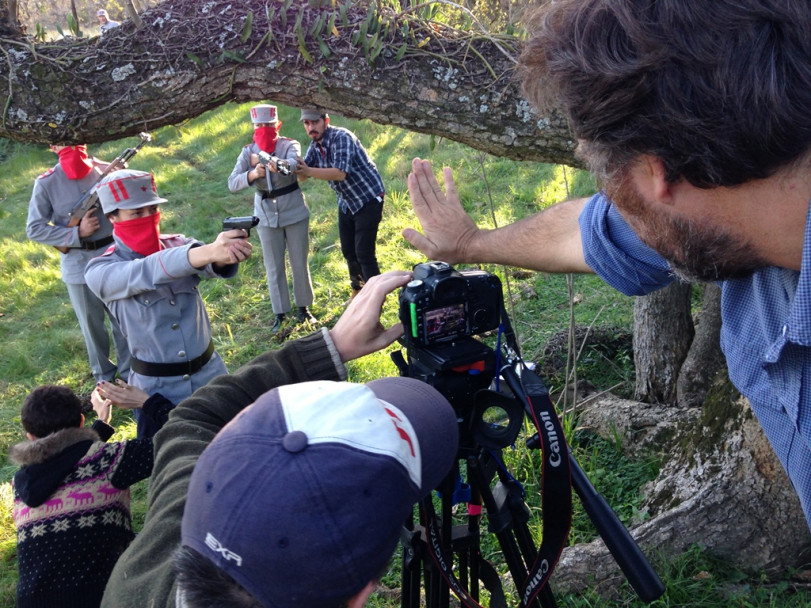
[296,327,347,381]
[91,419,115,442]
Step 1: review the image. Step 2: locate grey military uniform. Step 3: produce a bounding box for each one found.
[25,161,131,382]
[84,234,236,406]
[227,138,314,315]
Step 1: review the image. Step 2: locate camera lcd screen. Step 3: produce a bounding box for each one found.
[424,303,467,341]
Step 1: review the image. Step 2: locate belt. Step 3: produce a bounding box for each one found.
[261,182,300,199]
[80,235,113,251]
[130,340,215,377]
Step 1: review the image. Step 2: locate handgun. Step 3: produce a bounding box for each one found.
[223,216,259,237]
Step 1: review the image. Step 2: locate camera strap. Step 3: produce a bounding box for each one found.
[499,307,573,605]
[514,364,573,606]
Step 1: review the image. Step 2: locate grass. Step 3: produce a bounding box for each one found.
[0,103,808,607]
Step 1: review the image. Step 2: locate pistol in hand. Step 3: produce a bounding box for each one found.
[223,216,260,237]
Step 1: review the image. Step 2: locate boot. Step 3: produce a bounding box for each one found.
[297,307,316,324]
[271,313,285,333]
[345,288,361,305]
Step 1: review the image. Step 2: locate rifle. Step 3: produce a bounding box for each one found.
[256,150,292,194]
[63,131,152,232]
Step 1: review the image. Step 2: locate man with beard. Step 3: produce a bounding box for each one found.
[404,0,811,530]
[85,170,252,430]
[228,104,316,334]
[26,144,131,384]
[296,108,385,301]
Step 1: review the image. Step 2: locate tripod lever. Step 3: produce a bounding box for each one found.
[569,457,665,602]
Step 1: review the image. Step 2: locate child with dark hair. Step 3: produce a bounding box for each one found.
[10,382,171,608]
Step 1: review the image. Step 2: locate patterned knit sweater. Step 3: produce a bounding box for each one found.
[10,396,171,608]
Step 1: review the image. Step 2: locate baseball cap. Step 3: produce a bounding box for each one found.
[250,104,278,124]
[97,9,108,17]
[181,377,459,607]
[96,169,168,214]
[300,107,327,121]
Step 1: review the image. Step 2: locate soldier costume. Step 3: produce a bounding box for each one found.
[227,104,315,333]
[25,145,131,383]
[85,170,240,413]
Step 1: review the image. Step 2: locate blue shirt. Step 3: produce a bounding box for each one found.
[303,126,384,214]
[580,192,811,530]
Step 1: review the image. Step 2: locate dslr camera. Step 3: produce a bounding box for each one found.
[396,262,503,409]
[399,261,502,347]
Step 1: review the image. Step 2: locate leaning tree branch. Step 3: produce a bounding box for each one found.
[0,0,579,166]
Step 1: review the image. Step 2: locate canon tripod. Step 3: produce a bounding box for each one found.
[392,333,665,608]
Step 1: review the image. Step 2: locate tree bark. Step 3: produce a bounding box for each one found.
[123,1,143,29]
[0,0,23,36]
[0,0,578,166]
[633,282,694,405]
[677,283,724,407]
[564,390,811,598]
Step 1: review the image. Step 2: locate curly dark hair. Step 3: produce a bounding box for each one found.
[519,0,811,188]
[21,385,83,438]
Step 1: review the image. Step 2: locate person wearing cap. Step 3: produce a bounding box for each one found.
[296,108,385,301]
[25,144,132,384]
[84,169,253,428]
[10,381,171,608]
[99,270,453,608]
[228,103,316,334]
[97,9,120,34]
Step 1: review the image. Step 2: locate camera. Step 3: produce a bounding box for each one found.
[399,261,502,347]
[394,262,504,412]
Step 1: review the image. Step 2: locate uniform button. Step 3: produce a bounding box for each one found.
[178,350,187,358]
[172,323,179,330]
[144,299,150,305]
[182,374,190,381]
[169,300,176,306]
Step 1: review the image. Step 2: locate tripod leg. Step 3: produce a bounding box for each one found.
[401,513,423,608]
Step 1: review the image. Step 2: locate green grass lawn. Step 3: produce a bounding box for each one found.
[0,103,808,607]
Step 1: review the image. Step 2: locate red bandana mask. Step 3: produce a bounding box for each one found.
[58,145,93,180]
[113,209,162,256]
[253,125,280,153]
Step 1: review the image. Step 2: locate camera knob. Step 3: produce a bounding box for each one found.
[472,308,489,324]
[406,279,423,290]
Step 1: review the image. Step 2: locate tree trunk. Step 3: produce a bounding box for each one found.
[677,283,724,407]
[123,0,142,29]
[0,0,24,36]
[633,282,694,404]
[0,0,578,166]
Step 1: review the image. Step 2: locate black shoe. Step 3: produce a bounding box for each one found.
[271,313,285,333]
[297,307,316,324]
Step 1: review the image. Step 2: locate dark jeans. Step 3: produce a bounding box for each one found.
[338,197,383,291]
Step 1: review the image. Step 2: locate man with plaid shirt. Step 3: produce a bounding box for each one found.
[297,108,384,299]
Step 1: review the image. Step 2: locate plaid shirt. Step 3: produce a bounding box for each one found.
[303,126,384,214]
[580,191,811,530]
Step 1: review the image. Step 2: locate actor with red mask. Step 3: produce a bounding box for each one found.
[227,103,316,334]
[26,144,132,384]
[85,170,253,430]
